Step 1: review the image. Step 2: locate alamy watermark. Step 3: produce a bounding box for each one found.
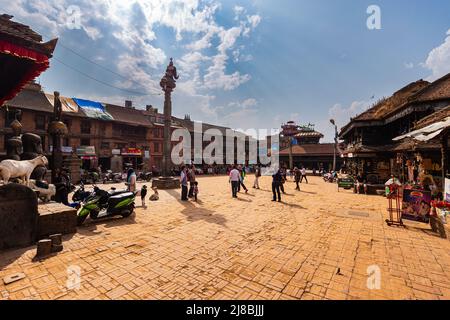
[367,265,381,290]
[170,123,280,168]
[66,265,82,290]
[367,5,382,30]
[66,5,82,30]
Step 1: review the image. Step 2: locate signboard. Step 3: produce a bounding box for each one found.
[144,151,150,159]
[401,189,432,223]
[112,149,121,155]
[122,148,142,156]
[77,146,96,156]
[446,178,450,202]
[50,146,73,153]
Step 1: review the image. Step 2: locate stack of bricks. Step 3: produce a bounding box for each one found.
[38,203,77,239]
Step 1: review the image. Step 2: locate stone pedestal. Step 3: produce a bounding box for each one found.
[64,153,82,184]
[152,177,180,189]
[0,184,38,250]
[38,203,77,239]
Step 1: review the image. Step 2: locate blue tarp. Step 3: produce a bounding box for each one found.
[73,98,114,120]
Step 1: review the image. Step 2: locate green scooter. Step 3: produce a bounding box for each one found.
[77,186,135,225]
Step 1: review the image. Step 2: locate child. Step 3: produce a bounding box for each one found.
[149,187,159,201]
[141,185,148,207]
[193,181,199,201]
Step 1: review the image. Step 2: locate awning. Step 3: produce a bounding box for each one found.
[45,93,79,113]
[73,98,114,120]
[393,117,450,142]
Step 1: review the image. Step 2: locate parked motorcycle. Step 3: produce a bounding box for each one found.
[72,182,91,203]
[137,171,152,182]
[323,172,337,183]
[76,186,135,225]
[102,170,123,184]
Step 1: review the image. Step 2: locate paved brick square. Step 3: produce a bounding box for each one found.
[1,176,450,300]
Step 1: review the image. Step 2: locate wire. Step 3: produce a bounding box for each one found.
[53,57,162,96]
[58,43,163,95]
[41,31,163,96]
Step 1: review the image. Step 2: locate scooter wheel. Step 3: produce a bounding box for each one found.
[77,215,88,226]
[121,207,134,218]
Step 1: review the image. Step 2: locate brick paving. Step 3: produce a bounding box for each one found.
[1,176,450,300]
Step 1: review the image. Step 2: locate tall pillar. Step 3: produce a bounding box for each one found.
[162,91,172,177]
[152,58,180,189]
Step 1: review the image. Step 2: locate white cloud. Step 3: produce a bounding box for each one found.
[423,29,450,80]
[234,5,245,18]
[404,62,414,69]
[4,0,262,128]
[328,100,369,129]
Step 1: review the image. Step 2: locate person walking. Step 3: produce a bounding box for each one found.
[279,167,286,194]
[253,165,261,189]
[272,169,283,202]
[126,168,137,192]
[188,165,196,198]
[229,165,240,198]
[237,165,249,193]
[294,167,301,191]
[180,166,189,201]
[300,167,308,184]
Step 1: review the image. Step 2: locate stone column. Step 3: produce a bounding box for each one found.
[162,90,172,177]
[151,58,180,189]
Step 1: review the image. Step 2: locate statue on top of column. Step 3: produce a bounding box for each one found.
[160,58,179,92]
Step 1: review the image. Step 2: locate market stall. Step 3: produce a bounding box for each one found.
[392,108,450,235]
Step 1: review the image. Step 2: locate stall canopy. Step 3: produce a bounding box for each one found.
[72,98,114,120]
[0,14,57,106]
[393,116,450,142]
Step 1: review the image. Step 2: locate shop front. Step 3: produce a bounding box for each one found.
[121,148,143,170]
[77,146,97,170]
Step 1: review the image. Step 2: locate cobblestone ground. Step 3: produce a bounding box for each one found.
[1,176,450,300]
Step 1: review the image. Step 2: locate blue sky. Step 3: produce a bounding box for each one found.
[2,0,450,141]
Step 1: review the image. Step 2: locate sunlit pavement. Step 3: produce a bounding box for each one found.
[1,176,450,300]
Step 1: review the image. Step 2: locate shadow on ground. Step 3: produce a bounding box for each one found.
[166,189,227,228]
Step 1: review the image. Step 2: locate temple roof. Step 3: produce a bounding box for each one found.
[352,80,430,122]
[295,130,324,139]
[279,143,335,156]
[0,14,57,57]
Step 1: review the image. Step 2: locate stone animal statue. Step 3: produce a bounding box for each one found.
[0,156,49,187]
[29,179,56,202]
[149,187,159,201]
[21,133,47,181]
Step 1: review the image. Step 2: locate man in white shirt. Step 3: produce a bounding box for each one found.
[300,167,308,184]
[229,165,241,198]
[180,166,189,201]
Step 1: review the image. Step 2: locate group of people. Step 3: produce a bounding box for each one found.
[229,165,250,198]
[228,165,309,202]
[180,165,199,202]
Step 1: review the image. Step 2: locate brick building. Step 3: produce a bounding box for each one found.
[1,82,189,172]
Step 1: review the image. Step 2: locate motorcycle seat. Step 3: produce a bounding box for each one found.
[108,190,129,197]
[36,180,49,189]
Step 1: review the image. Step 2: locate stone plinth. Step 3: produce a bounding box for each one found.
[64,153,82,184]
[0,184,38,250]
[152,177,180,190]
[38,203,77,239]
